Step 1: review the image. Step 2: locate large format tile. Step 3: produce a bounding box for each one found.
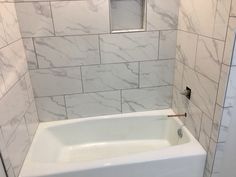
[0,19,7,48]
[176,31,198,69]
[183,66,218,118]
[23,38,38,70]
[147,0,179,30]
[24,101,38,140]
[16,2,54,37]
[0,3,21,43]
[100,32,159,63]
[140,60,175,87]
[0,77,29,142]
[30,67,82,97]
[35,35,100,68]
[66,91,121,119]
[0,40,28,90]
[0,70,6,99]
[178,0,217,37]
[159,30,177,59]
[224,66,236,107]
[36,96,67,122]
[51,0,110,35]
[231,0,236,16]
[6,118,30,176]
[82,63,139,92]
[173,60,184,90]
[195,36,224,82]
[122,86,172,113]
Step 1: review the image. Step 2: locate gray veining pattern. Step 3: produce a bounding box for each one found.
[82,63,139,92]
[147,0,179,30]
[100,32,159,63]
[35,35,100,68]
[23,38,38,70]
[30,67,82,97]
[51,0,110,35]
[66,91,121,118]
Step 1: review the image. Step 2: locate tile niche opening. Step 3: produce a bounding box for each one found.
[110,0,146,33]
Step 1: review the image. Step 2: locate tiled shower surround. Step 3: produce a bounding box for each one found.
[15,0,179,121]
[0,2,39,177]
[0,0,235,177]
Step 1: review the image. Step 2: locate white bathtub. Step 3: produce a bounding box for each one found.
[20,109,206,177]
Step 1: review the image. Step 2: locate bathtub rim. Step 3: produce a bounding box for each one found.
[20,109,206,177]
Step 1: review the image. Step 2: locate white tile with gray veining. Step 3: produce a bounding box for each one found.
[199,114,212,149]
[213,0,231,40]
[0,22,7,48]
[16,2,54,37]
[147,0,179,30]
[122,86,172,113]
[211,104,223,142]
[30,67,82,97]
[35,35,100,68]
[36,96,67,122]
[82,63,139,92]
[6,118,30,176]
[51,0,110,35]
[23,38,38,70]
[24,101,38,140]
[195,36,224,82]
[0,77,29,142]
[231,0,236,16]
[183,66,218,118]
[173,60,184,90]
[140,60,175,87]
[176,31,198,69]
[0,40,27,90]
[66,91,121,119]
[25,72,34,103]
[100,32,159,63]
[159,30,177,59]
[178,0,217,37]
[172,86,187,117]
[185,100,202,139]
[111,0,144,31]
[0,3,21,43]
[0,70,6,99]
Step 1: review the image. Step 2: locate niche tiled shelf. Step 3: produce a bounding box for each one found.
[110,0,146,33]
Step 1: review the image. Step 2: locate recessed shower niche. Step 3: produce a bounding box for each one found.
[110,0,146,32]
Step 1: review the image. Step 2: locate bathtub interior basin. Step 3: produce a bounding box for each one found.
[20,109,206,177]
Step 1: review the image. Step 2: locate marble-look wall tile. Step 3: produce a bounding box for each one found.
[24,101,38,140]
[0,20,7,48]
[173,60,183,90]
[66,91,121,119]
[185,101,202,139]
[0,129,11,170]
[0,77,29,142]
[172,86,187,117]
[0,40,27,90]
[0,3,21,43]
[213,0,231,40]
[231,0,236,16]
[23,38,38,70]
[195,36,224,82]
[0,70,6,99]
[178,0,217,38]
[25,72,34,103]
[6,118,30,176]
[176,31,198,69]
[159,30,177,59]
[206,139,217,172]
[183,66,218,118]
[100,32,159,63]
[199,114,212,150]
[147,0,179,30]
[16,2,54,37]
[51,0,110,35]
[217,64,230,106]
[139,60,175,87]
[222,17,236,65]
[82,63,139,92]
[211,104,223,142]
[34,35,100,68]
[122,86,172,113]
[199,131,210,151]
[211,143,225,175]
[30,67,82,97]
[110,0,144,31]
[36,96,66,122]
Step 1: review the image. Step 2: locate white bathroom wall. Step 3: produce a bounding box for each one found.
[0,2,39,177]
[15,0,179,122]
[172,0,236,177]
